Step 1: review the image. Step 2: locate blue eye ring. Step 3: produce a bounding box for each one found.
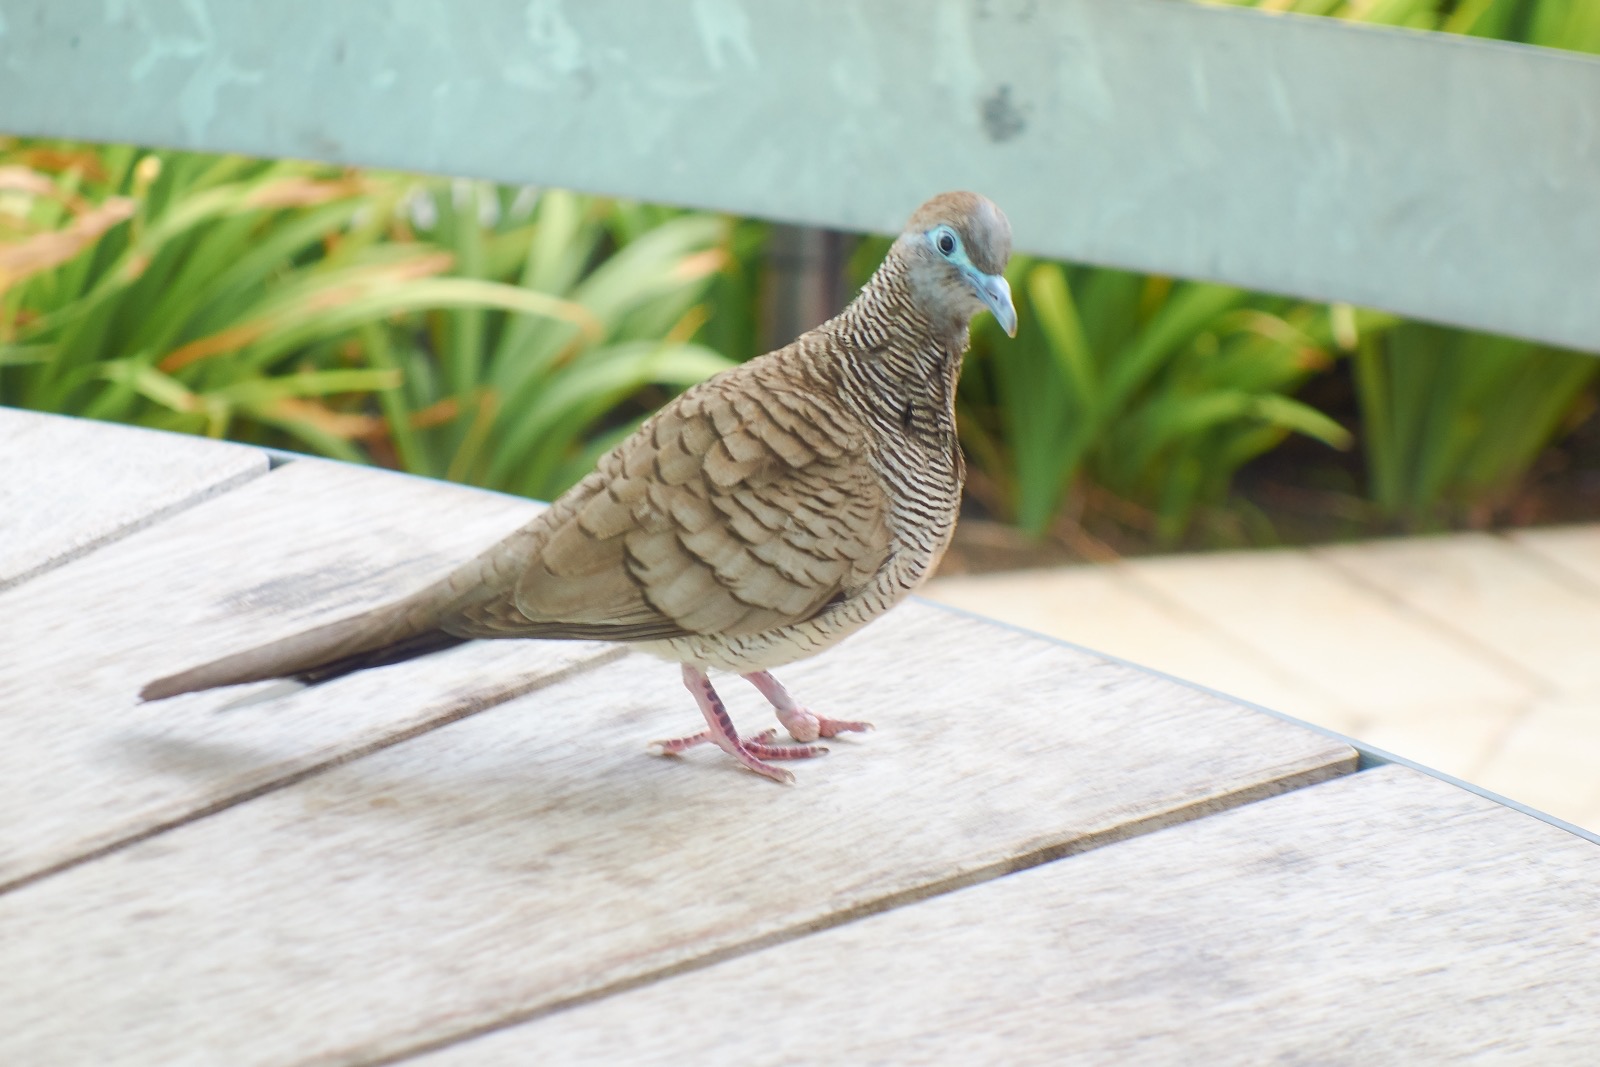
[931,226,959,258]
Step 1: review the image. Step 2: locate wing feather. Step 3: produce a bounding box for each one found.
[449,374,892,644]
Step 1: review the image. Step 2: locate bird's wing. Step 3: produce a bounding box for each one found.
[444,376,893,642]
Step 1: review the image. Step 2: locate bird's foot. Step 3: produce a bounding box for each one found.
[742,670,874,744]
[649,727,828,785]
[666,665,835,784]
[649,731,712,756]
[651,727,828,759]
[742,728,832,760]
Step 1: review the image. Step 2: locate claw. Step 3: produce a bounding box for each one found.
[742,670,874,743]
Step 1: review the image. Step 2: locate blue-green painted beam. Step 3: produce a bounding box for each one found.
[1,0,1597,351]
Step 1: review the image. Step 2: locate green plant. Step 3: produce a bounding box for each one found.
[1,144,541,442]
[1354,325,1598,527]
[6,147,372,433]
[356,182,735,499]
[1203,0,1600,52]
[1,142,739,501]
[1207,0,1600,530]
[974,0,1600,542]
[960,260,1365,544]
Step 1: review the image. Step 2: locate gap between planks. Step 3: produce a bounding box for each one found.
[363,745,1354,1067]
[3,450,609,894]
[0,457,266,592]
[0,412,275,593]
[0,599,1358,1063]
[5,428,1366,1064]
[0,645,627,897]
[432,764,1600,1065]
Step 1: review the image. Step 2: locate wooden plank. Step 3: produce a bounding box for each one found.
[0,457,612,890]
[1317,532,1600,695]
[423,765,1600,1066]
[0,603,1355,1066]
[0,409,268,591]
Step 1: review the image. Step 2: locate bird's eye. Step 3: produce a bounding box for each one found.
[936,230,957,256]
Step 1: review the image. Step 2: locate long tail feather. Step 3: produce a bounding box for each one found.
[140,593,460,701]
[290,629,467,685]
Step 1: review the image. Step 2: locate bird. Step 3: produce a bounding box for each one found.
[141,191,1017,784]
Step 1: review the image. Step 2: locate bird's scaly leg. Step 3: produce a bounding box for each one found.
[742,670,873,744]
[651,665,827,783]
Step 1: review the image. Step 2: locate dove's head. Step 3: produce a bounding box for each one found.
[897,191,1017,339]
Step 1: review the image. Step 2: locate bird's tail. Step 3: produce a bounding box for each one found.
[139,587,467,702]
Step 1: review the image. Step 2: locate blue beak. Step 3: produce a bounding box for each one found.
[974,271,1017,337]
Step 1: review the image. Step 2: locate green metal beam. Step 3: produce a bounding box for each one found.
[2,0,1597,351]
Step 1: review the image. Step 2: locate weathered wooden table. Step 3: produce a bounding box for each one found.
[4,406,1598,1066]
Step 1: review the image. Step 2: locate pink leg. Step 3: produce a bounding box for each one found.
[742,671,873,744]
[650,665,829,783]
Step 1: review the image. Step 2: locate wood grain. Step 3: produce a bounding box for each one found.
[0,457,612,890]
[0,602,1354,1066]
[426,764,1600,1066]
[0,408,268,591]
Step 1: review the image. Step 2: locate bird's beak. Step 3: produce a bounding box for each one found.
[975,272,1018,337]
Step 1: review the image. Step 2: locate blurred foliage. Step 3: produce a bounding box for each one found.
[356,182,733,498]
[1355,326,1598,526]
[5,0,1598,547]
[0,140,736,502]
[842,0,1600,547]
[961,262,1368,544]
[1208,0,1600,532]
[1204,0,1600,52]
[903,0,1600,544]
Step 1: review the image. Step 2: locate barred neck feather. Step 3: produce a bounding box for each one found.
[811,247,968,434]
[787,251,947,399]
[753,245,970,580]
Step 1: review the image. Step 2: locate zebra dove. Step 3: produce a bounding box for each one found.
[142,191,1017,783]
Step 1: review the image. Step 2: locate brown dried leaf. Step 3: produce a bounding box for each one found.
[159,322,272,373]
[299,252,455,313]
[405,395,464,430]
[263,396,384,438]
[0,197,135,293]
[673,247,728,281]
[243,175,377,210]
[158,252,455,372]
[664,303,709,345]
[8,148,109,181]
[0,166,94,215]
[0,166,62,198]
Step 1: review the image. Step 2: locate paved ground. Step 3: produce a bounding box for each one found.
[925,525,1600,834]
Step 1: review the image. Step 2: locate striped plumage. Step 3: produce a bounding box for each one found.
[142,191,1016,783]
